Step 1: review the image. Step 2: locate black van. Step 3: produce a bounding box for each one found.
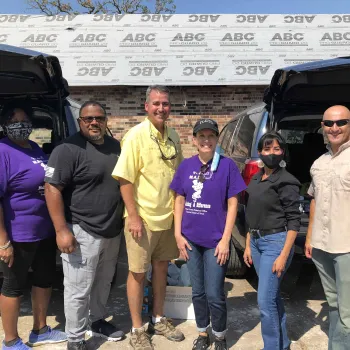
[219,57,350,277]
[0,44,81,149]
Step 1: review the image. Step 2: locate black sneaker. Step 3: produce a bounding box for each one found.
[67,340,87,350]
[192,334,211,350]
[214,336,227,350]
[87,319,124,342]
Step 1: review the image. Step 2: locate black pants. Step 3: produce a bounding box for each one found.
[1,237,57,297]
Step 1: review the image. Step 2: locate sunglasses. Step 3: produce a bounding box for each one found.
[198,164,210,183]
[79,116,107,124]
[150,134,178,160]
[322,119,350,127]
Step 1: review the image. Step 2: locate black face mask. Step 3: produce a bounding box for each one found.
[259,154,284,169]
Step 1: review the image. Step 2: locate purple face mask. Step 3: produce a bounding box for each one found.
[6,122,32,141]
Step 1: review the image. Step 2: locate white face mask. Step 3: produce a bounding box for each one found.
[6,122,32,141]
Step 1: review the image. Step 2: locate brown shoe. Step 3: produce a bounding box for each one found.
[148,317,185,342]
[129,328,153,350]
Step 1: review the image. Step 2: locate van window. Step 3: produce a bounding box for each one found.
[231,112,261,158]
[219,119,239,154]
[30,128,51,147]
[278,116,326,186]
[280,130,308,144]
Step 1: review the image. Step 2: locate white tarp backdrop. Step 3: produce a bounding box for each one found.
[1,14,350,86]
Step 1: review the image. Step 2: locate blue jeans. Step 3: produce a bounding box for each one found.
[312,248,350,350]
[186,239,228,337]
[250,231,294,350]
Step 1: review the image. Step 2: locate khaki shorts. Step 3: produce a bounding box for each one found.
[124,217,179,273]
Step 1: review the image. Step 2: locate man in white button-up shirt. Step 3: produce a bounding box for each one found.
[305,105,350,350]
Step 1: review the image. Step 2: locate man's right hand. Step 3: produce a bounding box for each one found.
[56,228,77,254]
[128,215,143,240]
[304,240,313,259]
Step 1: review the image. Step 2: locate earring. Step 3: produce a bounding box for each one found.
[257,159,264,168]
[279,160,286,168]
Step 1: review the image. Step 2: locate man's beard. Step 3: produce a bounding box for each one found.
[88,130,103,141]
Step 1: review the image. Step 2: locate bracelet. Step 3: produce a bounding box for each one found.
[0,241,11,250]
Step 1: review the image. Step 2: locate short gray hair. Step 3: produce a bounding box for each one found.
[146,85,171,102]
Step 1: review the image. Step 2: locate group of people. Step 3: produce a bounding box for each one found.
[0,85,349,350]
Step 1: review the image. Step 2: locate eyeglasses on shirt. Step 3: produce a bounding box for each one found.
[150,134,178,161]
[198,163,214,183]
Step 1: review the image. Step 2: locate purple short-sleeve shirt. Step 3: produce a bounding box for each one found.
[0,137,54,242]
[170,155,246,248]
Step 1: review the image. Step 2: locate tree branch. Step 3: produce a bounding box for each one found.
[26,0,176,14]
[55,0,74,14]
[105,0,123,13]
[27,0,74,15]
[27,0,55,15]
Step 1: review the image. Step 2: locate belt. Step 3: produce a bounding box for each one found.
[249,227,286,238]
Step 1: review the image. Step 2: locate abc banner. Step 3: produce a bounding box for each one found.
[1,14,350,86]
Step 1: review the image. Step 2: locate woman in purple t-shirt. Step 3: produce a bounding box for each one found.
[170,119,246,350]
[0,103,66,350]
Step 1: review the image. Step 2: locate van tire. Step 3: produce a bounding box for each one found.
[226,238,247,278]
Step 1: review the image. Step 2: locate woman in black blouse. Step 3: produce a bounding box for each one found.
[243,131,301,350]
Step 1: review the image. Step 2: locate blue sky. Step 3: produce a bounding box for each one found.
[3,0,350,14]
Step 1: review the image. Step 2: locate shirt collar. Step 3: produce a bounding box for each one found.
[146,117,169,142]
[326,139,350,157]
[255,167,283,183]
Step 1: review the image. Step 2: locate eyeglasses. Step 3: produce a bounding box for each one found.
[198,164,210,183]
[322,119,350,127]
[150,134,178,160]
[79,116,107,124]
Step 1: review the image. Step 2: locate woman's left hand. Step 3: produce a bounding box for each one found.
[272,254,288,278]
[214,239,230,266]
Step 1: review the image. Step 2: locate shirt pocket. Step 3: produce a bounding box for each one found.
[140,145,166,177]
[310,166,331,193]
[334,162,350,191]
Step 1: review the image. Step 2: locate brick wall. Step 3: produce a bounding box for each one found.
[69,85,266,157]
[106,115,234,158]
[70,85,265,116]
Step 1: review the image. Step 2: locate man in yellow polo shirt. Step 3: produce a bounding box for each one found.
[112,85,184,350]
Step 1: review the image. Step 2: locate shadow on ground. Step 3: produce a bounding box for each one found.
[224,254,328,348]
[0,239,328,349]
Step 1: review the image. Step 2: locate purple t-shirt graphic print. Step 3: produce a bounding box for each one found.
[0,137,54,242]
[170,155,246,248]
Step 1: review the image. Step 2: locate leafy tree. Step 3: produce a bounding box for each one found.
[26,0,176,15]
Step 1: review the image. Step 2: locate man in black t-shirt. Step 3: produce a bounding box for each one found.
[44,101,124,350]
